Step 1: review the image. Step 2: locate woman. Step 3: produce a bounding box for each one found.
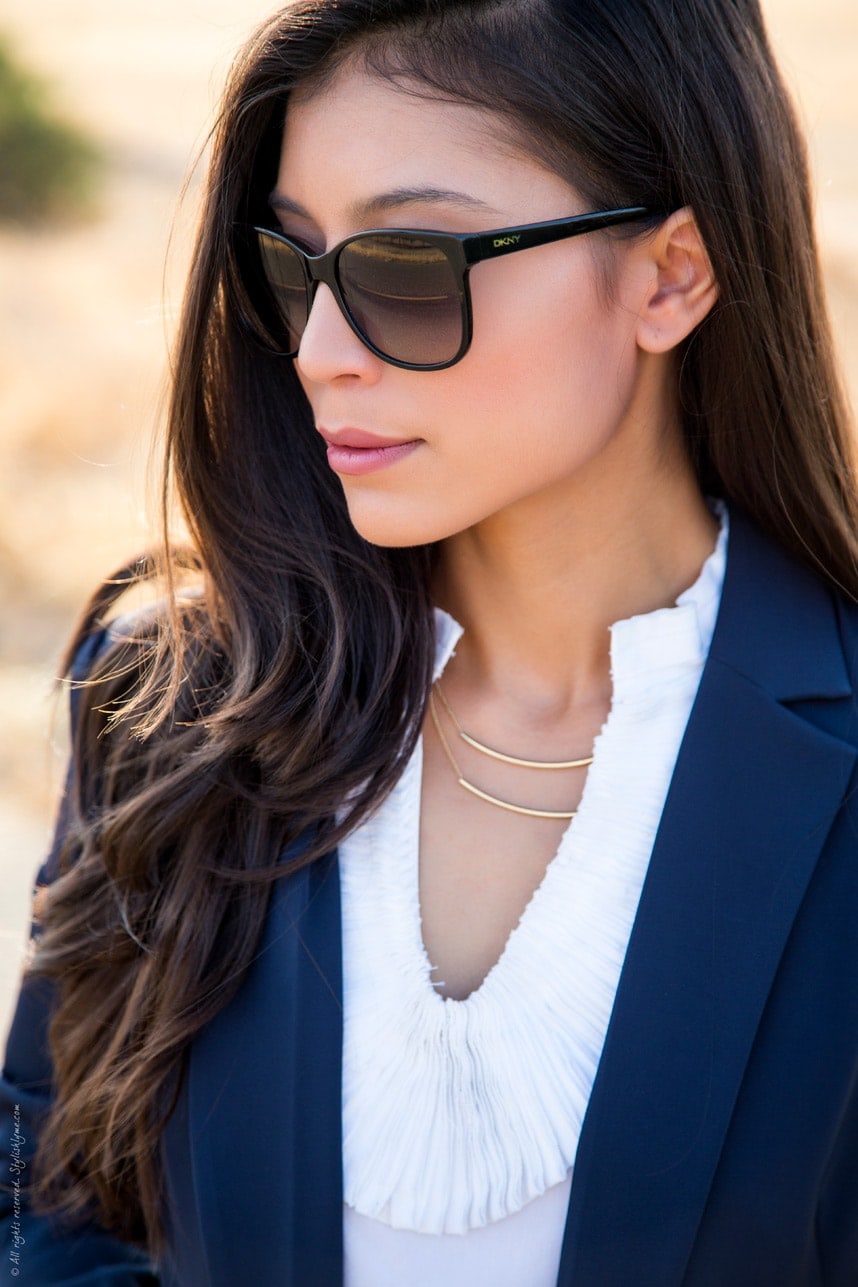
[2,0,858,1283]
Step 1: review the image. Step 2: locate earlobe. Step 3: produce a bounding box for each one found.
[635,208,719,354]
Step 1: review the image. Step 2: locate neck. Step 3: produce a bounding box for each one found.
[433,441,717,717]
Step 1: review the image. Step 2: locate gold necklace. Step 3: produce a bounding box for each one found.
[433,682,594,770]
[429,688,593,821]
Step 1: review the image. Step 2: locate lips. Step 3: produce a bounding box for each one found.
[318,426,421,477]
[319,426,414,449]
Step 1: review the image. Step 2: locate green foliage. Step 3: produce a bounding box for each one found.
[0,33,101,223]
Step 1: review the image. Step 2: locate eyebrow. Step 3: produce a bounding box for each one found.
[268,186,497,222]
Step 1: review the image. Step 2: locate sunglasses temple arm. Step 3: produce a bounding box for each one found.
[463,207,657,265]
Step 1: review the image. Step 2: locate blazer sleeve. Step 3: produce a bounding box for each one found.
[0,628,160,1285]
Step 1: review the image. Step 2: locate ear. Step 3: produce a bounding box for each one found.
[634,208,719,354]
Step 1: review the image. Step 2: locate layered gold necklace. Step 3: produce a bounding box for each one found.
[429,682,594,820]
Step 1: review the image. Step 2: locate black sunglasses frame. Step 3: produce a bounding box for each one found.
[245,205,663,372]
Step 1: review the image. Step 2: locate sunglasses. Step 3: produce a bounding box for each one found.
[238,206,661,372]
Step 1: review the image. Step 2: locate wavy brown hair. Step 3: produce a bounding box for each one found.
[24,0,858,1261]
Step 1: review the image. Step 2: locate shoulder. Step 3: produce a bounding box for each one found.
[60,586,216,783]
[65,585,210,691]
[58,547,208,691]
[63,606,168,740]
[719,508,857,674]
[40,592,215,892]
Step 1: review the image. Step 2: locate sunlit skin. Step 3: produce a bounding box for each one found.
[276,60,720,999]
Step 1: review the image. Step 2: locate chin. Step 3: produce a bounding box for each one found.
[346,516,436,549]
[342,494,456,549]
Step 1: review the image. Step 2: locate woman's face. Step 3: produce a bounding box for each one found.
[274,59,671,548]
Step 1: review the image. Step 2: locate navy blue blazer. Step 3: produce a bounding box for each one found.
[3,508,858,1285]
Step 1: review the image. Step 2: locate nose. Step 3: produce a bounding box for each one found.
[294,282,384,385]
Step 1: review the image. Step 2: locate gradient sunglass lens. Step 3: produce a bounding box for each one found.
[336,234,465,366]
[252,229,465,367]
[255,233,310,354]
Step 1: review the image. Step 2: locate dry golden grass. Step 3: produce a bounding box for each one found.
[0,2,856,1029]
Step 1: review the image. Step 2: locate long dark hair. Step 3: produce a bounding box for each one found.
[26,0,858,1258]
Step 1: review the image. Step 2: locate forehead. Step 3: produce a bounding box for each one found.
[276,59,580,229]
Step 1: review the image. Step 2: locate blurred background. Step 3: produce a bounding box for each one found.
[1,0,857,1039]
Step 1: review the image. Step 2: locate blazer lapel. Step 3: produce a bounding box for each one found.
[558,511,856,1285]
[163,845,344,1286]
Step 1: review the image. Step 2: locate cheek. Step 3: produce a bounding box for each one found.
[480,247,633,378]
[449,267,640,470]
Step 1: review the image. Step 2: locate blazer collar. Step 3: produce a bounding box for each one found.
[558,508,856,1284]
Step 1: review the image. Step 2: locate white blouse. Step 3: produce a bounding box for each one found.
[340,510,729,1287]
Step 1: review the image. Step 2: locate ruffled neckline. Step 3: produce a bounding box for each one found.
[340,507,728,1233]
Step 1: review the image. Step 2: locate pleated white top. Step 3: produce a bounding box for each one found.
[340,508,728,1287]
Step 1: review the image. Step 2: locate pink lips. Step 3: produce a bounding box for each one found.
[318,427,421,477]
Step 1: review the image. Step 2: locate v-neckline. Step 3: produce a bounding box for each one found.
[411,730,584,1007]
[409,517,727,1008]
